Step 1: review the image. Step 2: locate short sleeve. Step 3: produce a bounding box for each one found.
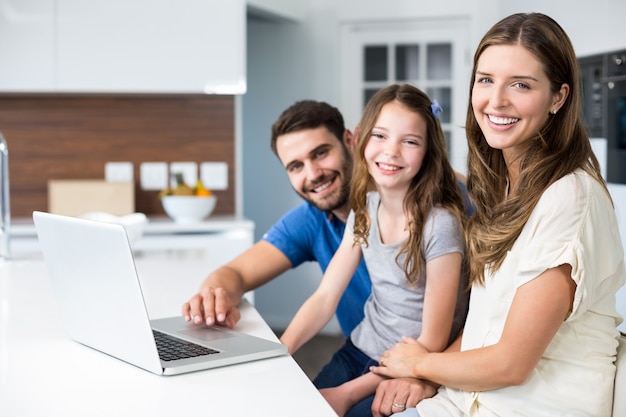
[262,202,320,266]
[515,173,623,319]
[423,208,465,262]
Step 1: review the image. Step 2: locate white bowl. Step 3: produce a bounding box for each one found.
[161,195,217,223]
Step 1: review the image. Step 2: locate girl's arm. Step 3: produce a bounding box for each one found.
[279,227,362,354]
[320,372,386,416]
[372,263,574,392]
[416,252,463,353]
[323,251,464,414]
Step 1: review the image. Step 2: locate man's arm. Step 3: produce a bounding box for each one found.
[181,240,292,328]
[371,378,438,417]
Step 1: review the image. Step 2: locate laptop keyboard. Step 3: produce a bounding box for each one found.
[153,330,219,362]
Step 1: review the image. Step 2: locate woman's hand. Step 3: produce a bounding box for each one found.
[371,337,428,379]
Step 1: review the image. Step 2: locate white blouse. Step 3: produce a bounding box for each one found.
[416,170,626,417]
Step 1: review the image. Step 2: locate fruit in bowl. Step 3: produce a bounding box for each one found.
[159,173,216,223]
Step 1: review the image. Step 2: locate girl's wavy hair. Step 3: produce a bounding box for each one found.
[465,13,608,285]
[351,83,466,285]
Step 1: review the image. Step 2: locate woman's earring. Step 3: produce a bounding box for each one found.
[551,109,558,115]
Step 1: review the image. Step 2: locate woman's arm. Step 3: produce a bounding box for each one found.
[372,263,575,392]
[417,252,463,353]
[279,228,363,354]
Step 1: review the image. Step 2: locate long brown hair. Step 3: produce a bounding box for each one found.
[465,13,608,284]
[351,83,465,284]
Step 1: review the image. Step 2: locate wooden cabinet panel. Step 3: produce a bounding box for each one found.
[0,94,236,217]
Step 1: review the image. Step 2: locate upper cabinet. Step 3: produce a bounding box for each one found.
[0,0,246,94]
[0,0,56,92]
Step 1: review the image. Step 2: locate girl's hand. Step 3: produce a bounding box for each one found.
[371,337,428,379]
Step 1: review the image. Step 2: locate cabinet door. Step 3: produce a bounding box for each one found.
[0,0,55,92]
[56,0,246,94]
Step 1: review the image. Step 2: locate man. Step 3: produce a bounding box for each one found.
[182,99,468,416]
[182,100,371,337]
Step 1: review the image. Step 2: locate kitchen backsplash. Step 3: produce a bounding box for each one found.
[0,94,236,218]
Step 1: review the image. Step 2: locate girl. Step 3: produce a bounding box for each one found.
[372,13,626,417]
[280,83,469,416]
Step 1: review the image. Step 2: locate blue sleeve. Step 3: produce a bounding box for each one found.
[261,202,372,338]
[457,179,475,217]
[261,202,323,268]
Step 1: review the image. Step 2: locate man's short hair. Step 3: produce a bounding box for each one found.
[270,100,346,155]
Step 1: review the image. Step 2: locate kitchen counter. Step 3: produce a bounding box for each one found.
[10,214,254,236]
[8,214,255,258]
[0,258,336,416]
[8,214,259,304]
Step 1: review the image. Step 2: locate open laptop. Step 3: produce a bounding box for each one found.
[33,210,287,376]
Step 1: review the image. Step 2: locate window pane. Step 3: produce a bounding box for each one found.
[364,46,388,81]
[427,87,451,124]
[364,88,380,109]
[395,44,419,81]
[426,43,452,80]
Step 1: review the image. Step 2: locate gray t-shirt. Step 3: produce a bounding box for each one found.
[350,191,468,360]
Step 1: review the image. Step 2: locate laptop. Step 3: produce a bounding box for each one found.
[33,210,287,376]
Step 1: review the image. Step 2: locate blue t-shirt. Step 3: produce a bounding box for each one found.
[458,180,475,217]
[262,202,371,338]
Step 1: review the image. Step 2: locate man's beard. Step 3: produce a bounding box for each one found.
[297,156,352,213]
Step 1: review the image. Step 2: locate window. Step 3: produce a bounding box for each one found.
[340,19,470,172]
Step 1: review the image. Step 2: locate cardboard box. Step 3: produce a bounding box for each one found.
[48,180,135,217]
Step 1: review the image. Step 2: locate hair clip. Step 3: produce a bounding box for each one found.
[431,100,443,119]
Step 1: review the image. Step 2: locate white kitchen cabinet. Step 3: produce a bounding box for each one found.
[57,0,246,94]
[0,0,246,94]
[0,0,55,92]
[608,184,626,333]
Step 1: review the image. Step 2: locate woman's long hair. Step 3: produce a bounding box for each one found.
[351,83,466,284]
[465,13,608,284]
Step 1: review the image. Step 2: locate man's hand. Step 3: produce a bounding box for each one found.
[371,377,437,417]
[182,286,241,329]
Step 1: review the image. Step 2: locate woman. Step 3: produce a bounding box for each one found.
[371,13,625,417]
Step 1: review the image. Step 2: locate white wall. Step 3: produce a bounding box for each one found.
[242,0,626,334]
[499,0,626,57]
[333,0,626,56]
[247,0,308,21]
[243,13,341,333]
[608,184,626,332]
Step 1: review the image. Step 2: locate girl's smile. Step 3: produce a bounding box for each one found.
[364,100,427,193]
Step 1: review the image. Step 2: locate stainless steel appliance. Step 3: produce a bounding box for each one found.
[580,49,626,184]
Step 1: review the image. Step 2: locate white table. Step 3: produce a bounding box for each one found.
[0,259,336,416]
